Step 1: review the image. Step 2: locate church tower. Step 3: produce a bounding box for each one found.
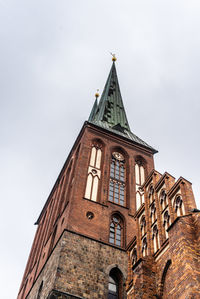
[18,58,200,299]
[17,58,157,299]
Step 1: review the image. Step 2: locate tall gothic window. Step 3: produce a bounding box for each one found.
[109,215,123,247]
[109,152,125,206]
[174,195,185,217]
[163,210,170,239]
[131,248,137,267]
[142,237,147,257]
[148,185,154,204]
[108,268,123,299]
[152,224,160,253]
[160,189,167,210]
[140,216,146,237]
[84,142,102,202]
[135,159,145,210]
[150,202,156,224]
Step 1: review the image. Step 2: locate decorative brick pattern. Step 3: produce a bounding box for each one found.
[127,201,200,298]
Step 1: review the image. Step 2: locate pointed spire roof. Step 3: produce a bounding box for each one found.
[88,61,157,153]
[92,61,131,131]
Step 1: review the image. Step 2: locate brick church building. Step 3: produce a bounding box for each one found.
[18,57,200,299]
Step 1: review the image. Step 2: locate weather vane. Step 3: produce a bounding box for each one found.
[110,52,117,62]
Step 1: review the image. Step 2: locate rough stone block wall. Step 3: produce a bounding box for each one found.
[26,238,62,299]
[54,230,128,299]
[27,230,128,299]
[48,290,84,299]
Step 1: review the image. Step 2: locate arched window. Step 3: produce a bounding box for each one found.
[159,260,172,298]
[131,248,137,267]
[135,158,145,210]
[174,195,185,216]
[148,185,154,203]
[84,142,102,202]
[160,189,167,210]
[152,224,160,253]
[108,268,123,299]
[109,215,123,247]
[109,152,126,206]
[142,237,148,257]
[163,210,170,239]
[140,216,146,237]
[135,160,145,185]
[150,202,156,224]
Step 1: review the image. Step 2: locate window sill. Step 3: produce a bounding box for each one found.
[108,242,125,250]
[108,201,129,210]
[83,197,108,207]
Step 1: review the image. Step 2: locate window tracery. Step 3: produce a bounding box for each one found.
[109,152,125,206]
[84,143,102,202]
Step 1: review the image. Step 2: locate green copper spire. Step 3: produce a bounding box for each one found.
[92,61,130,132]
[88,60,157,153]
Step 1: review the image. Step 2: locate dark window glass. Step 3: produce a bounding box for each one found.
[120,166,125,182]
[110,181,125,205]
[119,185,124,205]
[109,153,126,206]
[109,215,123,247]
[108,275,118,299]
[109,181,114,200]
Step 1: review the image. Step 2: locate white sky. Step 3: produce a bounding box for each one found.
[1,1,200,298]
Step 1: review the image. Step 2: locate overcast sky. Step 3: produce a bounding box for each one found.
[1,1,200,298]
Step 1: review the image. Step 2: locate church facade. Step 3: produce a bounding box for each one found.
[18,59,200,299]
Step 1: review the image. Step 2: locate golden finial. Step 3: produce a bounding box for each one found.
[110,52,117,62]
[95,89,100,98]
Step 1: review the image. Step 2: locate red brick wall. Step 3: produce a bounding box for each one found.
[18,123,155,299]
